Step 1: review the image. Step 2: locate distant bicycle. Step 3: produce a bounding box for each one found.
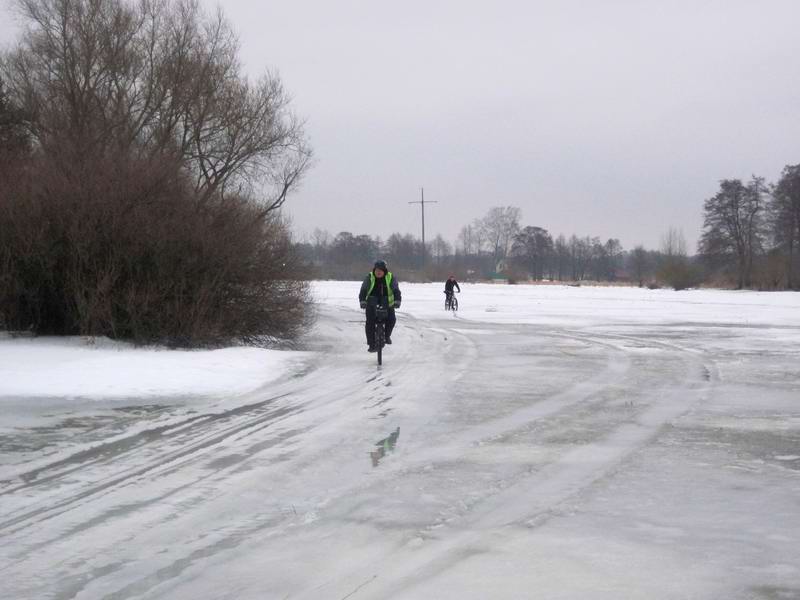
[444,290,458,311]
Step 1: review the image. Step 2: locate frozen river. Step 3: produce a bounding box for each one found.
[2,282,799,599]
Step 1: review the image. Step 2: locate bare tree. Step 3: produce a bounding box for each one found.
[3,0,311,214]
[480,206,521,271]
[430,234,452,265]
[510,226,552,280]
[568,235,592,281]
[662,227,688,258]
[603,238,624,281]
[471,219,487,257]
[589,237,606,280]
[330,232,378,266]
[457,219,487,258]
[385,233,423,271]
[629,245,650,287]
[770,165,800,288]
[554,234,569,281]
[0,76,29,157]
[310,228,331,266]
[698,178,765,288]
[659,227,695,290]
[457,224,473,257]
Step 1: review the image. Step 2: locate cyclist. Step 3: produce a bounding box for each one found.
[444,274,460,308]
[359,260,401,352]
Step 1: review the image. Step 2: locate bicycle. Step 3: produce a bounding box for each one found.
[373,304,388,365]
[444,290,458,312]
[364,296,390,365]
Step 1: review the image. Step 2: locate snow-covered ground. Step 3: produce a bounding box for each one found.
[0,336,306,401]
[2,282,799,599]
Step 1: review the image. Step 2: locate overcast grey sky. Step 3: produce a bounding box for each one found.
[2,1,799,250]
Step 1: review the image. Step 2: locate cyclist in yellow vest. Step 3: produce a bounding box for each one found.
[359,259,402,352]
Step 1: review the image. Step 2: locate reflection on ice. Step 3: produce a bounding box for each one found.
[370,427,400,467]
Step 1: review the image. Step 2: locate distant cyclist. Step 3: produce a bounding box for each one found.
[444,275,460,307]
[359,260,401,352]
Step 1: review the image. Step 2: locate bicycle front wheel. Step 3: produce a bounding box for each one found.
[376,323,384,365]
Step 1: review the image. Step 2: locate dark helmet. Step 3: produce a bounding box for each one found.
[373,259,388,272]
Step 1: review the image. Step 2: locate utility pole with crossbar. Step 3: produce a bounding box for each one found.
[408,187,437,270]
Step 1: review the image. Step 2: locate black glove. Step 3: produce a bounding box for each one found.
[393,302,401,310]
[360,300,367,309]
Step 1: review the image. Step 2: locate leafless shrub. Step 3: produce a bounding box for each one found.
[656,227,699,290]
[1,146,311,344]
[0,0,312,345]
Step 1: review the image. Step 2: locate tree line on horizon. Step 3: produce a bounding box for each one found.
[298,171,800,292]
[296,206,676,287]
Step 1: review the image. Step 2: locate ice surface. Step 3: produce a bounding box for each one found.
[1,282,799,599]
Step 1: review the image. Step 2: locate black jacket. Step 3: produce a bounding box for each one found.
[445,279,461,293]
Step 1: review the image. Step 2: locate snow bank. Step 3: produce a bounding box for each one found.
[0,336,302,400]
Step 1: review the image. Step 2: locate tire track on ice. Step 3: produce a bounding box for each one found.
[288,327,718,600]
